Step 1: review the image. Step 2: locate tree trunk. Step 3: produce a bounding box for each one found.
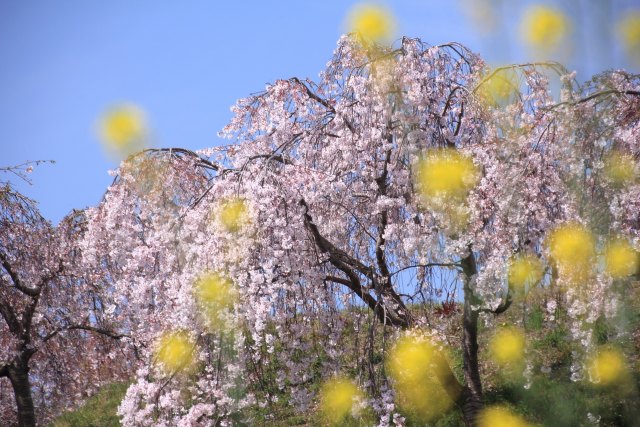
[461,253,483,426]
[8,365,36,427]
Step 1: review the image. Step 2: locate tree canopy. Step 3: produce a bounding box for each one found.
[3,34,640,426]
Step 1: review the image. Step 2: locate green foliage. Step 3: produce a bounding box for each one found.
[50,383,129,427]
[527,306,544,331]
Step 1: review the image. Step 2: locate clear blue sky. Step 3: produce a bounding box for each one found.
[1,1,637,223]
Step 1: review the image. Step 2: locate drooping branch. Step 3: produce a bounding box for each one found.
[374,148,392,279]
[42,324,128,344]
[299,199,376,278]
[0,251,39,297]
[0,294,20,335]
[300,198,410,328]
[291,77,356,134]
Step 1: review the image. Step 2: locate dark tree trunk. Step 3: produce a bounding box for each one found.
[8,365,36,427]
[461,253,483,426]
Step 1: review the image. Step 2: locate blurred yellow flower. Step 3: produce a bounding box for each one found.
[479,406,531,427]
[415,149,479,202]
[508,254,544,292]
[194,271,236,309]
[154,330,196,373]
[604,238,639,279]
[618,11,640,63]
[98,104,147,159]
[193,271,237,329]
[477,67,519,106]
[489,327,525,367]
[548,223,595,283]
[604,151,637,187]
[319,377,363,424]
[387,335,454,421]
[347,4,396,45]
[589,348,626,386]
[218,197,249,233]
[521,5,569,52]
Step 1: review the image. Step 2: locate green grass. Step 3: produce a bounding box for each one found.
[50,383,128,427]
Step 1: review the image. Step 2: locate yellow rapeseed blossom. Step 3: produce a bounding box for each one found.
[489,327,525,367]
[604,151,637,187]
[319,377,363,424]
[347,4,396,45]
[193,271,237,329]
[415,149,479,202]
[479,406,531,427]
[154,330,196,373]
[604,238,639,279]
[98,104,147,159]
[387,335,454,421]
[477,67,519,106]
[618,11,640,64]
[548,223,596,284]
[521,5,569,52]
[589,348,626,386]
[508,254,544,292]
[218,197,249,233]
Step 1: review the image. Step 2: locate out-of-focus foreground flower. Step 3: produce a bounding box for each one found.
[98,104,148,160]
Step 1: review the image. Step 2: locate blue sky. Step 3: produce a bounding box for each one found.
[1,1,637,224]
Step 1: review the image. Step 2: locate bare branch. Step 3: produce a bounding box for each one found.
[0,251,39,297]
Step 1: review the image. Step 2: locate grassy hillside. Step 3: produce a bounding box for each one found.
[52,286,640,426]
[50,383,129,427]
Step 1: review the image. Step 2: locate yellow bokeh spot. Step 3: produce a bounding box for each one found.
[589,348,626,386]
[194,271,237,329]
[604,238,639,279]
[604,151,637,187]
[98,104,147,158]
[618,12,640,63]
[521,5,569,51]
[347,4,396,45]
[479,406,531,427]
[548,223,596,284]
[415,149,479,202]
[387,335,454,421]
[477,67,519,106]
[218,197,249,233]
[508,254,544,292]
[319,377,362,424]
[154,331,196,373]
[489,328,525,367]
